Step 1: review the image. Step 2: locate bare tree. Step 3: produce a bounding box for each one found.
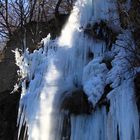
[0,0,75,49]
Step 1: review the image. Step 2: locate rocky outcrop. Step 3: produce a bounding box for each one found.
[60,88,92,140]
[61,88,93,115]
[0,89,20,140]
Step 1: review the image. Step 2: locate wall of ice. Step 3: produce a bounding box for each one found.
[16,0,140,140]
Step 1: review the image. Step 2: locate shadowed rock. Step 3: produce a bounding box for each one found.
[61,88,93,115]
[97,84,112,112]
[61,113,71,140]
[84,21,118,50]
[0,89,21,140]
[134,72,140,111]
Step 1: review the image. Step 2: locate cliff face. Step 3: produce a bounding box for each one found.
[0,90,20,140]
[0,34,20,140]
[0,17,68,140]
[1,0,140,140]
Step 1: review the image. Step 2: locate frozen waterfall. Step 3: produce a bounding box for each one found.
[16,0,140,140]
